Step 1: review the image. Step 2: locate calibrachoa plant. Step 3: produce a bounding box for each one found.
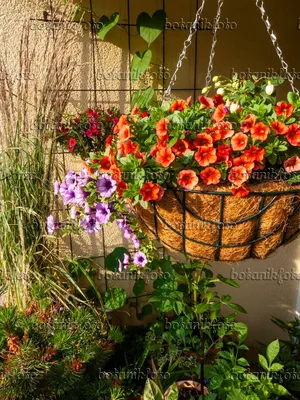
[57,106,120,159]
[96,76,300,205]
[47,167,156,270]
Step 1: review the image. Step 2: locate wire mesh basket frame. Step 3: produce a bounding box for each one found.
[138,187,300,262]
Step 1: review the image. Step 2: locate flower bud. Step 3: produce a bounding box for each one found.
[266,81,274,95]
[230,103,239,113]
[215,82,222,88]
[232,81,240,89]
[202,86,210,94]
[217,88,225,96]
[212,76,220,82]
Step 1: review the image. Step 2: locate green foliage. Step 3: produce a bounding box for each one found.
[137,10,166,46]
[131,49,153,81]
[98,13,120,40]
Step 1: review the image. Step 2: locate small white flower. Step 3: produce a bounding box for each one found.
[266,81,274,95]
[217,88,225,96]
[215,82,222,88]
[230,103,239,113]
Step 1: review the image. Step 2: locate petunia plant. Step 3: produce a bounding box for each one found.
[47,167,156,270]
[92,75,300,205]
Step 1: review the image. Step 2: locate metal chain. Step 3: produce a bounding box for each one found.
[163,0,207,99]
[255,0,299,95]
[205,0,224,86]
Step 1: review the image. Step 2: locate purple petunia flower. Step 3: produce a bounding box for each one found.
[74,187,88,206]
[54,180,60,195]
[77,168,91,187]
[62,188,76,205]
[47,215,57,234]
[96,174,117,198]
[65,170,77,187]
[118,253,130,272]
[81,215,102,234]
[123,228,131,239]
[116,216,127,231]
[133,251,147,267]
[131,234,140,249]
[95,203,111,224]
[59,182,68,196]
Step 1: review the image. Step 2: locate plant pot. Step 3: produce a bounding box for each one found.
[134,181,300,262]
[164,380,209,399]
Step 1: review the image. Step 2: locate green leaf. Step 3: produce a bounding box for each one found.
[137,10,166,46]
[133,279,145,296]
[268,153,277,165]
[258,354,269,371]
[228,303,247,314]
[141,304,153,317]
[287,91,298,105]
[131,50,152,81]
[234,322,248,343]
[196,303,210,313]
[272,383,290,396]
[144,379,163,400]
[266,339,280,364]
[104,288,127,310]
[166,382,178,400]
[227,388,247,400]
[139,87,155,108]
[269,362,283,372]
[98,13,119,40]
[237,358,249,367]
[210,375,223,389]
[217,274,240,288]
[219,350,232,361]
[105,247,129,272]
[206,395,217,400]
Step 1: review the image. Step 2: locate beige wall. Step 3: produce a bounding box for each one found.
[3,0,300,347]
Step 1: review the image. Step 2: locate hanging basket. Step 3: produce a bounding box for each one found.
[134,181,300,262]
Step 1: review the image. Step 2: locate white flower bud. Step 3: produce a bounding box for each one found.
[215,82,222,88]
[217,88,225,96]
[230,103,239,113]
[212,76,220,82]
[266,81,274,95]
[202,86,210,94]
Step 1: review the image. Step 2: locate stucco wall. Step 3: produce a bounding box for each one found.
[2,0,300,347]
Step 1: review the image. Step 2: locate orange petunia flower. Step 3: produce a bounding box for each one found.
[158,134,170,146]
[215,121,234,139]
[131,103,139,115]
[110,164,122,182]
[117,181,128,197]
[286,123,300,146]
[195,146,217,167]
[170,99,188,112]
[172,139,190,156]
[200,167,221,185]
[199,96,214,109]
[100,156,114,171]
[231,132,248,151]
[232,186,250,197]
[135,151,147,165]
[206,126,221,142]
[123,140,139,156]
[113,115,128,133]
[150,144,161,157]
[240,114,256,133]
[228,166,248,186]
[216,144,232,164]
[140,182,164,202]
[156,118,170,137]
[284,156,300,173]
[212,104,227,123]
[177,170,199,190]
[105,134,114,148]
[253,161,265,171]
[119,125,131,142]
[233,156,254,173]
[193,133,213,148]
[83,161,93,176]
[243,146,265,163]
[156,146,175,168]
[251,122,270,141]
[271,121,288,135]
[186,96,192,106]
[275,102,294,118]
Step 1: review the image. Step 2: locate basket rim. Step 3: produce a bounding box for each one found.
[167,186,300,196]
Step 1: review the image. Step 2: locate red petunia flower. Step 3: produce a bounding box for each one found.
[253,161,265,170]
[123,140,138,156]
[170,99,188,112]
[213,94,225,107]
[243,146,265,162]
[157,134,170,146]
[200,167,221,185]
[228,166,248,186]
[69,138,76,148]
[232,186,250,197]
[156,146,175,167]
[172,139,190,156]
[233,156,254,173]
[100,156,114,171]
[105,135,114,148]
[271,121,288,135]
[119,125,131,142]
[193,133,213,148]
[231,132,248,151]
[156,118,170,137]
[286,123,300,146]
[140,182,164,202]
[240,114,256,133]
[206,126,221,142]
[150,144,161,157]
[195,146,217,167]
[135,151,147,165]
[216,144,232,164]
[284,156,300,173]
[275,102,294,118]
[199,96,214,108]
[141,111,150,118]
[117,181,128,197]
[212,104,227,123]
[177,170,199,190]
[113,115,127,133]
[215,121,234,139]
[110,165,122,182]
[251,122,270,141]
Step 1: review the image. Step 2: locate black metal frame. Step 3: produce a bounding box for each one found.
[145,187,300,262]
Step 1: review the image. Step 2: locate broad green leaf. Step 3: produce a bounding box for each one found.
[227,389,247,400]
[266,339,280,364]
[104,288,127,310]
[144,379,163,400]
[237,357,249,367]
[105,247,129,272]
[217,274,240,288]
[234,322,248,343]
[218,350,232,361]
[287,91,298,105]
[141,304,153,317]
[228,303,247,314]
[131,50,152,81]
[258,354,269,371]
[139,87,155,108]
[272,383,290,396]
[166,382,178,400]
[210,374,223,389]
[196,303,210,313]
[137,10,166,46]
[98,13,119,40]
[269,362,284,372]
[133,278,145,296]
